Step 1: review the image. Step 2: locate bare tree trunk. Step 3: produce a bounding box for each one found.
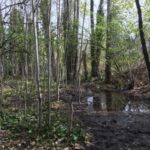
[74,0,79,80]
[82,1,88,81]
[47,0,52,125]
[63,0,78,82]
[24,2,29,116]
[77,0,87,103]
[56,0,61,101]
[0,55,3,113]
[135,0,150,81]
[95,0,104,78]
[78,0,87,78]
[32,0,42,127]
[69,100,74,131]
[63,0,70,82]
[0,10,4,113]
[105,0,112,83]
[83,41,88,81]
[90,0,97,78]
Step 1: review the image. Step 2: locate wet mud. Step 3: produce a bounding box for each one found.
[75,90,150,150]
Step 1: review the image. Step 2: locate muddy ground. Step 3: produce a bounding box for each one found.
[70,84,150,150]
[76,108,150,150]
[1,83,150,150]
[72,84,150,150]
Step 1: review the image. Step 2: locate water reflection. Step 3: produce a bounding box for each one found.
[106,92,112,111]
[87,96,94,113]
[123,101,150,114]
[86,91,150,114]
[100,93,107,111]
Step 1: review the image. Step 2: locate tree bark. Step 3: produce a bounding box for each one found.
[90,0,97,78]
[83,41,88,81]
[135,0,150,81]
[56,0,61,101]
[63,0,78,82]
[0,55,3,113]
[105,0,112,83]
[24,3,29,116]
[0,9,4,113]
[95,0,104,78]
[48,0,52,125]
[32,0,42,127]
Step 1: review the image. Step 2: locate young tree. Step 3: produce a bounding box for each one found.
[32,0,42,127]
[24,2,29,115]
[47,0,52,125]
[0,8,4,112]
[40,0,53,124]
[90,0,97,78]
[56,0,61,101]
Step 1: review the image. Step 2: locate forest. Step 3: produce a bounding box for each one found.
[0,0,150,149]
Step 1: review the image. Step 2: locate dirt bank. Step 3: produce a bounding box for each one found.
[76,110,150,150]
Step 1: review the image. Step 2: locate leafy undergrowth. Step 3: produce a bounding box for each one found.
[0,111,85,150]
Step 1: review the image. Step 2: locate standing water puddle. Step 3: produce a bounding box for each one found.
[86,91,150,114]
[78,90,150,149]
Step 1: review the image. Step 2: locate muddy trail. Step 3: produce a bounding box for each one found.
[73,89,150,150]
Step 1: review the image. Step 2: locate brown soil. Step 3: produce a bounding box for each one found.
[76,108,150,150]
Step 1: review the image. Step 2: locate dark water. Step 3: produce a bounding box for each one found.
[86,91,150,114]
